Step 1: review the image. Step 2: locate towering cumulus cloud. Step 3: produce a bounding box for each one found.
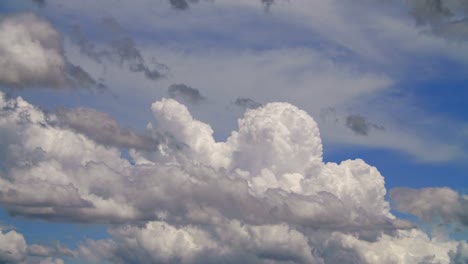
[0,92,466,263]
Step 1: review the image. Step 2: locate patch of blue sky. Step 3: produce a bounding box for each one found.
[0,208,109,248]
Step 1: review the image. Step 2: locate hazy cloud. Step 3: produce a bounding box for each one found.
[55,107,157,150]
[31,0,46,7]
[406,0,468,39]
[233,97,263,109]
[69,23,167,81]
[346,114,384,136]
[390,187,468,227]
[168,84,205,104]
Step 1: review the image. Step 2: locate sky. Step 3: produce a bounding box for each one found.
[0,0,467,263]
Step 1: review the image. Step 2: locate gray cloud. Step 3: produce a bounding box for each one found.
[169,0,199,10]
[390,187,468,227]
[55,107,157,150]
[407,0,468,39]
[65,63,107,91]
[70,23,167,81]
[168,84,205,104]
[110,37,165,80]
[346,114,384,136]
[233,97,263,109]
[31,0,46,7]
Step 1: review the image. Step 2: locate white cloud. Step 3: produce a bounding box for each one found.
[0,228,27,263]
[0,13,66,88]
[0,92,467,263]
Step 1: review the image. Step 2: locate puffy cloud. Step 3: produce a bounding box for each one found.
[0,13,66,88]
[0,93,466,263]
[168,84,205,104]
[79,220,320,264]
[0,13,104,90]
[0,92,392,227]
[390,187,468,227]
[0,228,27,263]
[325,229,468,264]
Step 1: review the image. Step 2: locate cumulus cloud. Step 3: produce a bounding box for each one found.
[168,84,205,104]
[390,187,468,227]
[0,92,466,263]
[0,228,27,263]
[55,107,157,150]
[0,13,66,88]
[0,13,104,90]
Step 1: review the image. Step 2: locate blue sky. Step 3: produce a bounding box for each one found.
[0,0,467,263]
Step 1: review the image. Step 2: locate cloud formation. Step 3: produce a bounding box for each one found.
[0,92,466,263]
[168,84,205,104]
[0,13,104,90]
[406,0,468,39]
[390,187,468,227]
[55,107,158,150]
[69,24,167,81]
[346,114,384,136]
[233,97,263,109]
[0,13,66,88]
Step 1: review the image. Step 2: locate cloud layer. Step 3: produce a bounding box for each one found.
[0,92,466,263]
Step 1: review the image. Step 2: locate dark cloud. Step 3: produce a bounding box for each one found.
[168,84,205,104]
[69,24,167,81]
[345,114,384,136]
[110,37,165,80]
[169,0,200,10]
[55,107,157,150]
[407,0,468,39]
[65,63,107,91]
[69,25,108,64]
[233,97,263,109]
[31,0,46,7]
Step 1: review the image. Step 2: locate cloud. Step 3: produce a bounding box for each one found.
[69,23,167,81]
[345,114,384,136]
[0,13,66,88]
[31,0,46,7]
[0,93,466,263]
[55,107,158,150]
[390,187,468,227]
[406,0,468,39]
[233,97,263,109]
[168,84,205,104]
[169,0,200,10]
[0,13,104,90]
[0,228,27,263]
